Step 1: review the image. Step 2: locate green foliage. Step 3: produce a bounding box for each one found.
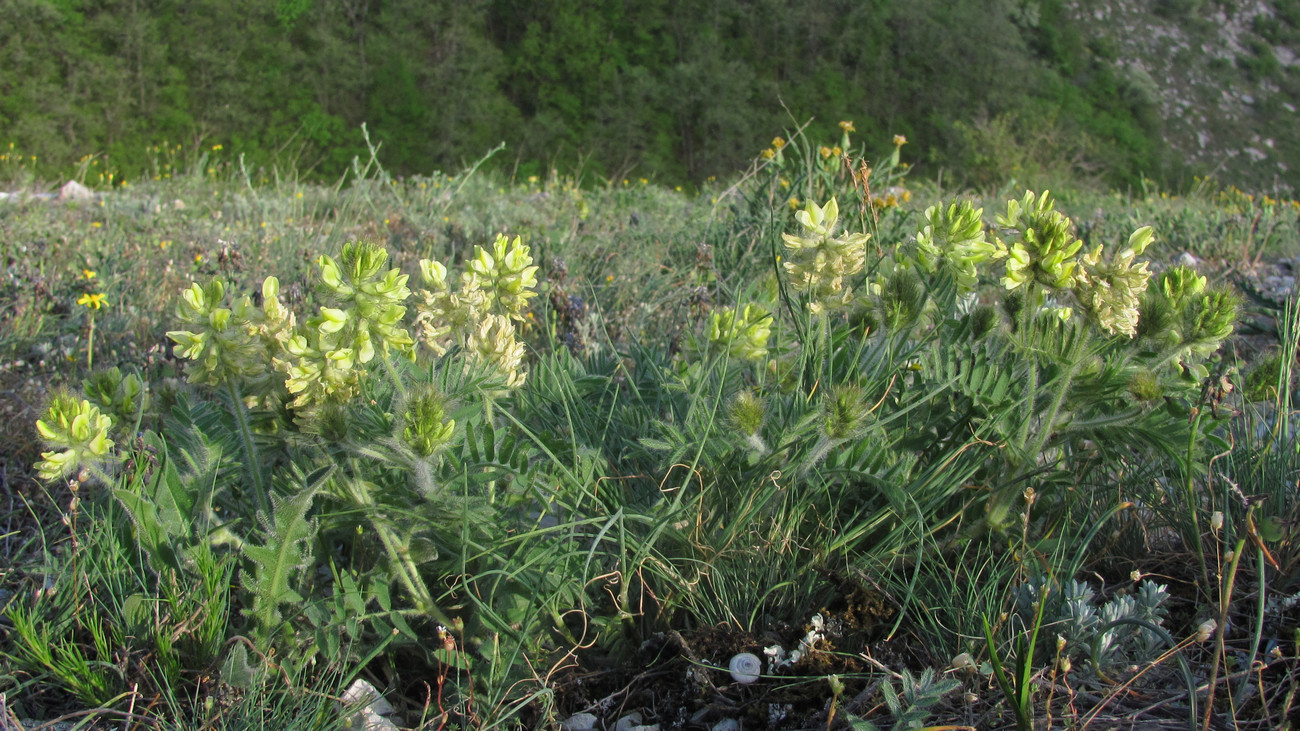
[3,496,233,709]
[7,141,1295,727]
[0,0,1246,190]
[241,465,331,643]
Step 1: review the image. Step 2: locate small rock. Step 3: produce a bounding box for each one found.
[562,713,598,731]
[58,180,93,202]
[172,199,186,210]
[349,710,398,731]
[341,679,394,715]
[712,719,741,731]
[1177,251,1201,268]
[341,679,396,731]
[614,712,643,731]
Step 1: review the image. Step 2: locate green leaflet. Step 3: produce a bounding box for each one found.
[241,464,334,642]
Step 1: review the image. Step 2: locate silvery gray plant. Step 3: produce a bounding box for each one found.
[1014,576,1171,674]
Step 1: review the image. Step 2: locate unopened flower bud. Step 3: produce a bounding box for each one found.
[1196,618,1217,643]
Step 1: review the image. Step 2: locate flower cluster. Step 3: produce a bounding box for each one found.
[413,234,537,389]
[413,259,487,356]
[708,304,773,361]
[909,200,998,292]
[465,314,527,389]
[82,366,149,426]
[1074,226,1153,337]
[317,241,415,358]
[402,386,456,458]
[275,241,414,408]
[168,277,286,392]
[1138,265,1240,372]
[782,198,870,313]
[34,393,114,481]
[996,190,1084,292]
[167,234,536,416]
[467,234,539,319]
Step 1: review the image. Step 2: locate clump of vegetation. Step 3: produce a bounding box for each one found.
[3,126,1300,730]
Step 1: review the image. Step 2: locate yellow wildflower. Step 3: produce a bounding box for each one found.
[772,136,786,149]
[819,146,833,158]
[893,135,907,147]
[839,121,855,133]
[82,269,96,280]
[77,292,107,310]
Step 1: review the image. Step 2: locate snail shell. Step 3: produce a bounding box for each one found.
[728,652,762,684]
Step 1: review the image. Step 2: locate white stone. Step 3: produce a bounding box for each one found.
[342,679,394,715]
[58,180,93,202]
[341,679,397,731]
[350,710,399,731]
[712,719,741,731]
[562,713,598,731]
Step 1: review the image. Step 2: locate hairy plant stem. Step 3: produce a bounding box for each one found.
[226,379,271,518]
[1026,360,1078,464]
[84,312,95,370]
[818,312,830,387]
[481,393,498,504]
[349,477,454,627]
[380,350,408,400]
[376,521,450,625]
[1014,292,1040,460]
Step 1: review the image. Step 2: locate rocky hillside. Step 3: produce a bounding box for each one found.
[1066,0,1300,192]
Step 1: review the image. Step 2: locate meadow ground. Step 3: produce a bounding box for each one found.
[3,137,1300,730]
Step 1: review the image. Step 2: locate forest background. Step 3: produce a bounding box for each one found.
[3,0,1299,193]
